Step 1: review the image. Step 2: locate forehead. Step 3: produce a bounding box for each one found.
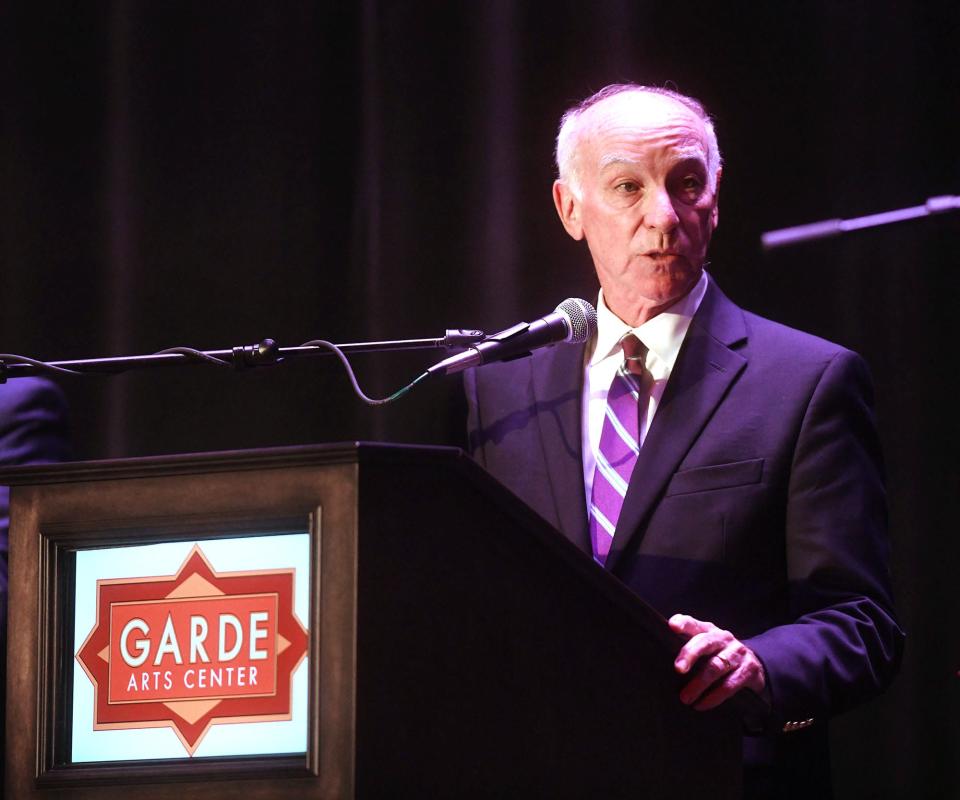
[579,92,709,170]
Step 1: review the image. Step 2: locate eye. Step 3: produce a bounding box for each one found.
[614,180,640,194]
[676,174,705,200]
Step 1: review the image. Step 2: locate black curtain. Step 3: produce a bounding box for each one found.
[2,2,957,795]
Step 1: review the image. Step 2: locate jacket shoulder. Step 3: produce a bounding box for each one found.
[735,310,873,388]
[0,377,72,462]
[741,310,853,357]
[0,377,68,418]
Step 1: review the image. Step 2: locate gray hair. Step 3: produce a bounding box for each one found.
[555,83,722,196]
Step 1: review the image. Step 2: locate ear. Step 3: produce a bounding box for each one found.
[553,179,584,240]
[710,166,722,229]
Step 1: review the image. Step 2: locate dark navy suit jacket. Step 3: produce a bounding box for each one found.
[0,377,70,788]
[0,377,72,593]
[465,279,903,793]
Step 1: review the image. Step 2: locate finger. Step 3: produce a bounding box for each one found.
[692,671,742,711]
[679,651,738,704]
[690,650,768,711]
[675,629,732,673]
[668,614,715,638]
[677,634,743,703]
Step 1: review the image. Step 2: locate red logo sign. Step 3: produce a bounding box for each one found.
[76,545,309,755]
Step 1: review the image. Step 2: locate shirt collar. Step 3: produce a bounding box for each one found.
[589,269,710,367]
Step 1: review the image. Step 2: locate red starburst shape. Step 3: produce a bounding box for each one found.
[76,544,309,755]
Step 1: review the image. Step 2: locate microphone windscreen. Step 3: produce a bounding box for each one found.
[556,298,598,343]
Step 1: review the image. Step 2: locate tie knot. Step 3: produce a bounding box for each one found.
[619,333,648,377]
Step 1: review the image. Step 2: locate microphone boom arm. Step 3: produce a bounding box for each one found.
[0,329,486,382]
[761,194,960,250]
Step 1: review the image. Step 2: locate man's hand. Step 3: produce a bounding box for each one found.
[669,613,767,711]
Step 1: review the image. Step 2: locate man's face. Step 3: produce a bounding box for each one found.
[554,92,720,321]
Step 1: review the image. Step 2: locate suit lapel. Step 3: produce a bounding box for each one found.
[530,341,591,554]
[605,283,748,572]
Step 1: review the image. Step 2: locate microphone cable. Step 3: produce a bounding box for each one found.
[300,339,429,406]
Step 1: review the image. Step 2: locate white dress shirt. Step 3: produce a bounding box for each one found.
[581,270,710,515]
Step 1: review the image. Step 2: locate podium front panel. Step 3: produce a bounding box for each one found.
[3,443,743,799]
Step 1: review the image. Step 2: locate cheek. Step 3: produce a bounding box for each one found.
[683,208,715,244]
[585,210,635,249]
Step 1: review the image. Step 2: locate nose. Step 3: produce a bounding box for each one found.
[643,188,679,234]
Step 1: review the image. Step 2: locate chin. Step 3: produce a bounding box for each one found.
[644,271,699,304]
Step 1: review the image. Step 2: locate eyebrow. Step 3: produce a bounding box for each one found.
[598,154,640,170]
[597,151,707,172]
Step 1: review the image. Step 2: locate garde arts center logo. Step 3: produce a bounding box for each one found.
[76,545,309,755]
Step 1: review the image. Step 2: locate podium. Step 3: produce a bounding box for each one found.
[3,443,745,798]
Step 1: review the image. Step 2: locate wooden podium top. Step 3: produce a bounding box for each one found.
[0,440,458,484]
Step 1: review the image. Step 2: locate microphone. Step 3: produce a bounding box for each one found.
[427,298,597,377]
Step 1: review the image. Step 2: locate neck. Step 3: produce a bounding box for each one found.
[604,276,701,327]
[605,296,673,327]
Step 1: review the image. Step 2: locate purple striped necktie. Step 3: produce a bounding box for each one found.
[589,333,650,566]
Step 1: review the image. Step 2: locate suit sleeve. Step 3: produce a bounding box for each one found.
[0,378,72,590]
[744,350,904,733]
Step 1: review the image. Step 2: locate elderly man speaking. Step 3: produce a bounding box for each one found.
[466,84,903,797]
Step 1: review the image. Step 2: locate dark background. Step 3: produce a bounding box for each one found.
[2,1,957,796]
